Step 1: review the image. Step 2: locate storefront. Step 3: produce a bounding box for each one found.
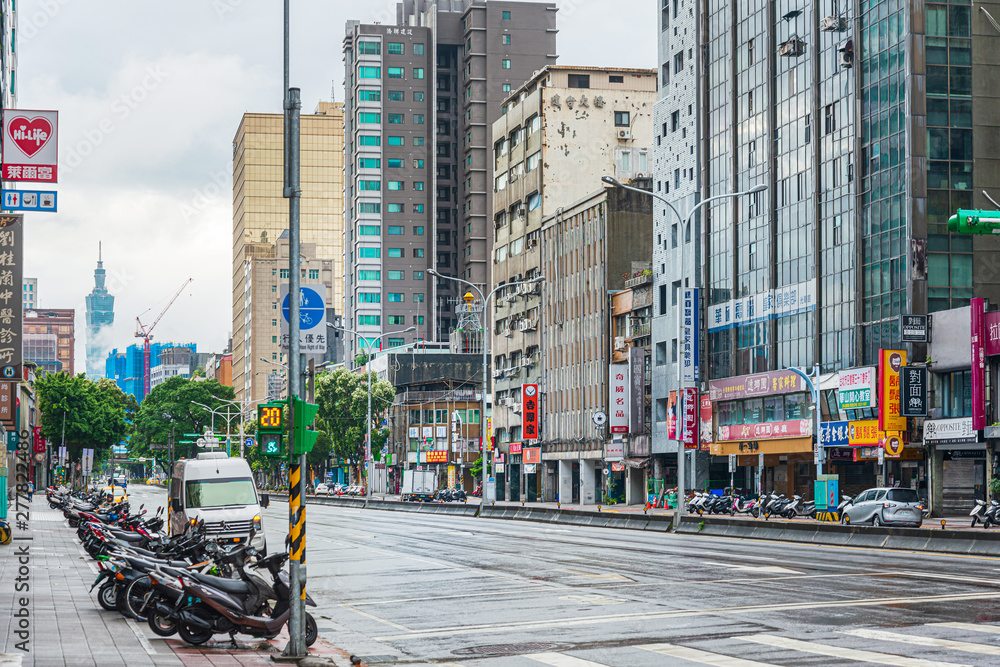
[709,437,814,496]
[925,417,984,512]
[821,419,926,497]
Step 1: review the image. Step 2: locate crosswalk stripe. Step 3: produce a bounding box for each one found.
[638,643,776,666]
[845,628,1000,656]
[739,634,969,667]
[525,652,609,667]
[927,622,1000,635]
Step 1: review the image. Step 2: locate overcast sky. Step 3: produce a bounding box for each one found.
[18,0,656,376]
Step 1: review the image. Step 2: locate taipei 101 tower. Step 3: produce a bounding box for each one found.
[85,243,115,378]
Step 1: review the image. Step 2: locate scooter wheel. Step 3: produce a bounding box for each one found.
[98,582,118,612]
[972,518,978,527]
[147,610,178,637]
[305,612,318,647]
[178,621,214,646]
[125,576,152,621]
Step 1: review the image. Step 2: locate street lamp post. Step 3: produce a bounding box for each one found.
[328,324,415,502]
[602,176,766,528]
[427,269,545,504]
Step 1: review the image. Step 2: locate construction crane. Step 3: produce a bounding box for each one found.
[135,278,193,398]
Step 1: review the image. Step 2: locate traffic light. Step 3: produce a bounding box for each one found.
[257,402,286,459]
[948,209,1000,235]
[292,396,320,456]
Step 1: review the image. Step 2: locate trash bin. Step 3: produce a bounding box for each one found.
[666,492,677,509]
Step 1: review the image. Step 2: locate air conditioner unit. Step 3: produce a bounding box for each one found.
[839,51,854,68]
[617,129,631,140]
[516,206,526,217]
[527,237,538,248]
[778,38,805,57]
[614,336,627,351]
[510,402,522,413]
[820,16,845,32]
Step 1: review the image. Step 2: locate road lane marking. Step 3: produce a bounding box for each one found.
[351,588,546,606]
[339,604,413,632]
[890,570,1000,586]
[525,652,609,666]
[844,628,1000,656]
[125,618,158,655]
[927,622,1000,634]
[699,560,803,575]
[372,591,1000,641]
[557,568,634,582]
[740,634,968,666]
[639,643,776,666]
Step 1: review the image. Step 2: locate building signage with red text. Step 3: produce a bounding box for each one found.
[718,419,812,442]
[2,110,58,182]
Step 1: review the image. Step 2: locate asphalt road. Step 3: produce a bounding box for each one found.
[126,484,1000,666]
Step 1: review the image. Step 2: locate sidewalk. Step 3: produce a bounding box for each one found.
[0,498,353,667]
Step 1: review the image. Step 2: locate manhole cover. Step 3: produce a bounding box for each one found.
[454,643,565,657]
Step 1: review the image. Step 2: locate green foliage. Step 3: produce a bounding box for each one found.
[130,376,235,460]
[354,353,371,367]
[990,477,1000,498]
[315,367,395,474]
[34,373,133,461]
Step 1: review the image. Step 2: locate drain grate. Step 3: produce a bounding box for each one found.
[454,643,565,657]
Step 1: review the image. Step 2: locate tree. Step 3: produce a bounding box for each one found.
[130,376,236,460]
[315,367,394,482]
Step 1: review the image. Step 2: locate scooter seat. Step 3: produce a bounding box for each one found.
[111,531,145,543]
[187,571,250,595]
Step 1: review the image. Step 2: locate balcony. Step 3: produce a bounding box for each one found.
[630,322,651,338]
[625,273,652,288]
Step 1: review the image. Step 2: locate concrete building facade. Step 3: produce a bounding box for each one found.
[22,278,36,309]
[23,308,74,376]
[342,0,557,358]
[231,103,345,407]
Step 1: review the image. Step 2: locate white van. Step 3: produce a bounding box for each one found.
[168,452,267,552]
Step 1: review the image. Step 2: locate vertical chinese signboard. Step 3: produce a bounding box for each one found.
[609,364,629,434]
[900,366,927,417]
[629,346,645,433]
[521,384,539,440]
[681,388,698,449]
[699,393,713,449]
[971,298,987,430]
[0,215,22,381]
[878,349,906,432]
[682,288,700,383]
[2,111,59,182]
[0,381,15,430]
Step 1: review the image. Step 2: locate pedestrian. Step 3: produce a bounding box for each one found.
[27,480,34,502]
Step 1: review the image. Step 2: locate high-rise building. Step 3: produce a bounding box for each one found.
[105,341,196,403]
[231,102,345,407]
[23,308,74,376]
[22,277,36,309]
[653,1,1000,495]
[342,0,557,358]
[85,244,115,379]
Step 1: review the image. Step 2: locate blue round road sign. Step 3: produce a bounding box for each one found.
[282,287,324,330]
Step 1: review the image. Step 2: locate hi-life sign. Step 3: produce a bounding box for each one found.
[2,110,58,182]
[280,284,327,355]
[837,367,877,410]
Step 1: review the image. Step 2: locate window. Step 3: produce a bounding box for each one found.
[502,83,511,93]
[527,192,541,211]
[358,157,381,169]
[388,293,404,302]
[413,43,424,55]
[387,113,404,124]
[358,270,380,280]
[502,59,511,69]
[359,202,381,213]
[527,114,541,135]
[359,293,380,303]
[672,280,681,305]
[358,179,381,192]
[359,247,380,258]
[359,112,380,123]
[413,204,424,213]
[386,158,403,169]
[413,248,424,258]
[387,203,403,213]
[359,66,380,79]
[568,74,590,89]
[413,271,424,280]
[359,225,380,235]
[502,34,511,45]
[358,89,381,102]
[671,223,678,248]
[388,248,403,258]
[525,151,540,173]
[609,75,624,83]
[414,136,424,146]
[413,159,424,169]
[671,110,679,132]
[413,114,425,124]
[414,91,424,102]
[388,225,404,235]
[359,315,380,326]
[674,51,683,74]
[388,271,404,280]
[280,268,290,279]
[614,111,630,127]
[359,135,380,146]
[671,338,678,362]
[414,181,425,191]
[824,104,835,134]
[502,10,511,19]
[358,41,380,55]
[413,68,425,79]
[415,315,425,324]
[388,42,404,55]
[387,90,404,101]
[413,293,425,302]
[413,226,424,235]
[387,181,404,191]
[388,317,405,326]
[621,150,631,172]
[639,150,647,173]
[387,67,405,79]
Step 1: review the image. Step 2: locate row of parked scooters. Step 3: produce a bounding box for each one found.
[686,491,817,519]
[47,486,318,647]
[970,499,1000,528]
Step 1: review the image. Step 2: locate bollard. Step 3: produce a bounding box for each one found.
[598,504,602,512]
[521,500,525,507]
[557,501,561,509]
[941,519,947,529]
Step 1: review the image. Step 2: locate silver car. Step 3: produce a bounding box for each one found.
[842,487,923,527]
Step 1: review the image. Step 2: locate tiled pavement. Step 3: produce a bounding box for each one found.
[0,497,351,667]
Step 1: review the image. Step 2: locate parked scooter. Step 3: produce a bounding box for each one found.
[971,499,989,527]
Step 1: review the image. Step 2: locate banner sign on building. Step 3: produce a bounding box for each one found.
[682,288,699,382]
[279,283,327,355]
[609,363,629,434]
[877,349,906,432]
[899,314,928,343]
[985,310,1000,357]
[629,347,645,433]
[2,190,57,213]
[0,381,14,428]
[700,393,713,446]
[508,442,522,455]
[706,280,816,333]
[820,421,850,447]
[708,368,806,402]
[33,425,45,454]
[0,216,23,382]
[899,366,927,417]
[521,384,539,440]
[971,298,987,430]
[605,438,624,460]
[718,419,812,442]
[524,447,541,464]
[486,416,493,451]
[924,417,976,444]
[425,450,447,463]
[837,367,877,410]
[2,110,58,182]
[681,388,698,449]
[849,419,882,446]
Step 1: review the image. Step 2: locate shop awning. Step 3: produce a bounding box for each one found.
[624,457,649,469]
[709,437,813,457]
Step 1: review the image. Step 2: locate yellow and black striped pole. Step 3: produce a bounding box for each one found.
[289,463,305,565]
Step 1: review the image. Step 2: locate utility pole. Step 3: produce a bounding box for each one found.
[283,0,307,654]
